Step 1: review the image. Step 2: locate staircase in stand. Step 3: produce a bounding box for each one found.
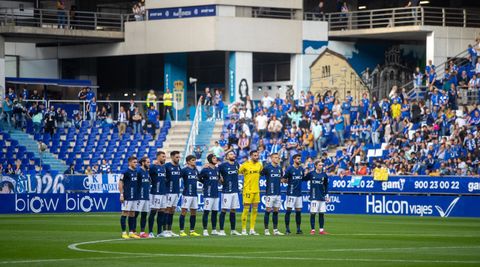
[9,129,68,174]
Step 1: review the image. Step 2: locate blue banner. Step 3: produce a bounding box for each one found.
[1,193,479,217]
[148,5,216,20]
[1,173,65,194]
[328,175,480,195]
[164,53,187,120]
[6,173,480,196]
[63,175,89,191]
[325,194,480,218]
[0,193,119,214]
[228,52,236,103]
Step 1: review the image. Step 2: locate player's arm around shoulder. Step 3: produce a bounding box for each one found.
[281,168,289,184]
[323,173,330,202]
[218,163,225,184]
[239,161,247,175]
[258,161,264,173]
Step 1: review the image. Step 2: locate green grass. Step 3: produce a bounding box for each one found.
[1,213,479,266]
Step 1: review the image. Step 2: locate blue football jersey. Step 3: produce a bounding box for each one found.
[284,165,305,197]
[137,167,151,200]
[149,164,167,195]
[165,162,181,194]
[121,168,139,201]
[261,163,283,196]
[304,171,329,201]
[218,162,240,193]
[181,166,199,197]
[199,166,220,198]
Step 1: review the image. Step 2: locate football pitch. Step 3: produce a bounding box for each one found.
[1,213,479,266]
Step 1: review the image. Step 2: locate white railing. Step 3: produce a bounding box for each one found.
[401,47,471,92]
[0,8,134,32]
[45,99,178,122]
[183,101,201,164]
[304,6,480,30]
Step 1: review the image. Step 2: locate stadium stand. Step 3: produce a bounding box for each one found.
[0,99,172,175]
[209,45,480,176]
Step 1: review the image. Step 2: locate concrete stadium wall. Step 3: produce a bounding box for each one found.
[425,26,480,66]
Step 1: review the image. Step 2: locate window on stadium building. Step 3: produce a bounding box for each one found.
[253,53,290,83]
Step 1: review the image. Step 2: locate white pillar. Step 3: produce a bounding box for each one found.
[0,35,5,99]
[290,54,301,98]
[291,53,322,98]
[426,32,435,66]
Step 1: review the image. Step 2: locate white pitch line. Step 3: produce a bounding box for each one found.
[0,255,158,265]
[212,246,480,256]
[62,239,480,265]
[333,233,480,237]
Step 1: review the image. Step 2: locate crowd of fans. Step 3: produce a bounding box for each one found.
[0,86,177,138]
[212,50,480,176]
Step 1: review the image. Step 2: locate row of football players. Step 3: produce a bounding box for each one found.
[118,150,330,239]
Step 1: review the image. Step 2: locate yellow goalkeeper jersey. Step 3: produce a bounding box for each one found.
[239,160,263,194]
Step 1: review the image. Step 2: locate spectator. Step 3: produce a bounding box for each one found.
[5,164,14,175]
[267,115,283,139]
[340,1,349,29]
[238,133,250,153]
[64,164,76,175]
[286,132,299,157]
[341,98,351,126]
[302,129,314,152]
[97,106,107,122]
[69,5,77,29]
[214,89,224,120]
[202,88,213,120]
[163,88,174,121]
[56,0,66,29]
[44,108,56,137]
[73,111,82,129]
[14,159,23,175]
[146,105,159,137]
[31,89,41,101]
[2,96,13,127]
[13,98,26,129]
[146,89,157,109]
[89,165,98,175]
[413,66,423,88]
[334,112,345,146]
[118,106,128,137]
[100,159,111,174]
[255,111,268,138]
[132,107,143,134]
[209,141,225,159]
[468,44,478,67]
[261,92,274,110]
[88,97,97,125]
[312,0,325,20]
[288,107,302,127]
[21,87,28,101]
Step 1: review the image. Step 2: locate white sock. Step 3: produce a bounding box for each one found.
[122,231,127,235]
[320,228,324,232]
